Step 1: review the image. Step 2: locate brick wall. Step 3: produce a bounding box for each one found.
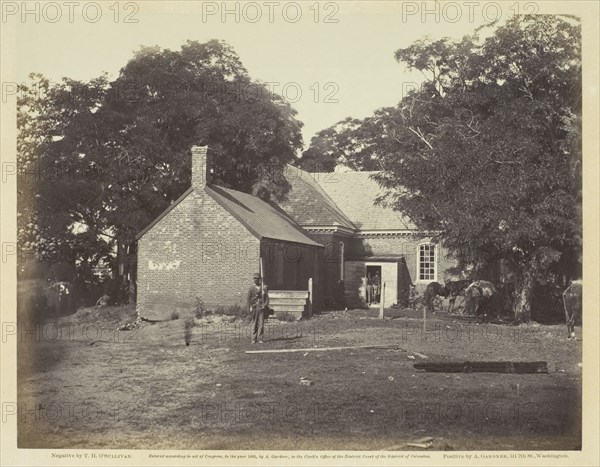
[352,234,458,293]
[290,232,459,309]
[137,188,260,320]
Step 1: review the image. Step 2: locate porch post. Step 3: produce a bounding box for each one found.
[379,282,385,319]
[308,277,313,318]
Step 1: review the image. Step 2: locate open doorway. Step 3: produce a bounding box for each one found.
[366,265,382,306]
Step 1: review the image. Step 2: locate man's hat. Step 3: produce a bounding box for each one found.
[252,273,261,279]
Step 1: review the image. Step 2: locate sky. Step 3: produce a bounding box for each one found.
[13,1,542,148]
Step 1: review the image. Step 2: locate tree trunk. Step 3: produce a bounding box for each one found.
[513,262,539,323]
[126,242,137,304]
[114,239,129,305]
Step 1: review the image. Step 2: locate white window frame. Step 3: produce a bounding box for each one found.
[416,243,437,283]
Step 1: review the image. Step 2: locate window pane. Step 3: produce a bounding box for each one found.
[418,244,436,281]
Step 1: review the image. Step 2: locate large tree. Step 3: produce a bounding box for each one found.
[371,16,581,322]
[18,40,303,292]
[296,116,385,171]
[17,74,115,284]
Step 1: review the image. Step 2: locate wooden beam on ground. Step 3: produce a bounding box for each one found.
[413,361,548,374]
[412,351,429,359]
[245,344,405,354]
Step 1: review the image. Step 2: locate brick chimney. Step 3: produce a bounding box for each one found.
[191,146,208,189]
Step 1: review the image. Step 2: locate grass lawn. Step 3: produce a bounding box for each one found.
[17,305,582,450]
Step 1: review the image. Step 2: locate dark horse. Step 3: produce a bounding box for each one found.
[423,282,448,313]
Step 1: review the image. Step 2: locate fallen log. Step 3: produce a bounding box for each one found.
[245,344,405,354]
[413,361,548,374]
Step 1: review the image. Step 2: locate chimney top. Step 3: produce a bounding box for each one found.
[191,146,208,190]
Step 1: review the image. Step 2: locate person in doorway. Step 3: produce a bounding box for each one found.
[373,272,381,304]
[366,273,374,305]
[247,272,269,344]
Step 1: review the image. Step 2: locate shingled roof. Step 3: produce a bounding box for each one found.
[136,184,322,247]
[277,165,356,230]
[280,166,416,231]
[312,171,416,230]
[206,185,322,246]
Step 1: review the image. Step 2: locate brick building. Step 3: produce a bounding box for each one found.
[136,146,458,320]
[278,166,458,308]
[135,147,322,320]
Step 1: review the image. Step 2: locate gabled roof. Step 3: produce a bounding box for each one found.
[206,185,322,246]
[311,171,417,230]
[277,165,356,231]
[136,184,322,247]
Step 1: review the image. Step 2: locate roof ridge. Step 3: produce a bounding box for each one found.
[307,169,417,231]
[213,184,318,241]
[137,182,324,246]
[206,184,322,247]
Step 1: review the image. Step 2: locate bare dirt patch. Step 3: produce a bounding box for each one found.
[17,306,581,450]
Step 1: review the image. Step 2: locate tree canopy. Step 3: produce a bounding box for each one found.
[388,16,581,320]
[296,116,385,172]
[18,40,303,289]
[298,15,581,321]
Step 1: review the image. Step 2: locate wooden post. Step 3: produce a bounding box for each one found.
[259,256,265,282]
[379,282,385,319]
[260,256,265,317]
[423,292,427,333]
[308,277,313,318]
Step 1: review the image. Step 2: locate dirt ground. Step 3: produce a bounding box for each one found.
[17,305,582,450]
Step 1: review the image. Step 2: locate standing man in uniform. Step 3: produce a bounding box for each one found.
[366,273,374,306]
[247,272,269,344]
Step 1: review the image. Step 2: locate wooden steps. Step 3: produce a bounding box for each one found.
[268,290,309,320]
[270,305,306,313]
[269,291,310,299]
